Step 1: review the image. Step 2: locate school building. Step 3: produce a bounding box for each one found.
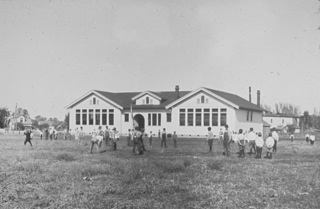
[66,86,264,137]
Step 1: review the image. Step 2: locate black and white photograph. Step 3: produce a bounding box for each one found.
[0,0,320,208]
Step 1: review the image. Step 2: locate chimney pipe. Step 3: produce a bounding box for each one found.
[175,85,180,99]
[257,90,261,107]
[249,86,251,102]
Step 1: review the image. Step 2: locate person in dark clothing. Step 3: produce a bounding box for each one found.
[24,129,33,146]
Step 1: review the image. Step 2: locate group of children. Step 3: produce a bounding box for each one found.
[305,133,316,145]
[208,125,281,159]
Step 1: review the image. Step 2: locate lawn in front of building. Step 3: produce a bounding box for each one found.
[0,134,319,209]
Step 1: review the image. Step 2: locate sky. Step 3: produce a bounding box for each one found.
[0,0,319,120]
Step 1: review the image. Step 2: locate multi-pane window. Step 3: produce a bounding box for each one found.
[204,109,210,126]
[109,109,114,125]
[212,108,218,126]
[82,109,87,125]
[179,109,185,126]
[167,113,172,122]
[148,114,151,126]
[93,98,96,105]
[89,109,94,125]
[76,110,80,125]
[95,109,100,125]
[220,108,227,126]
[158,113,161,126]
[188,109,194,126]
[102,109,107,125]
[125,114,129,122]
[152,113,157,126]
[146,97,149,104]
[196,109,202,126]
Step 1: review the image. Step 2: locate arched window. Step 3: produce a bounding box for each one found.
[93,98,96,105]
[146,97,149,104]
[201,96,205,103]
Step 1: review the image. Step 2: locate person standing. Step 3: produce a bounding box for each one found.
[140,129,146,152]
[161,128,167,153]
[148,131,153,149]
[24,128,33,147]
[255,133,264,159]
[172,131,178,148]
[207,127,214,152]
[305,133,310,143]
[247,128,256,155]
[265,133,275,159]
[272,129,279,153]
[310,133,315,145]
[223,125,232,157]
[49,128,53,140]
[111,127,119,151]
[104,126,110,146]
[127,129,132,146]
[237,129,246,158]
[45,128,49,140]
[218,128,223,144]
[290,133,294,142]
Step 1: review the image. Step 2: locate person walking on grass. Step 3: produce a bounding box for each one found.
[237,129,246,158]
[207,127,214,152]
[90,126,104,154]
[24,128,33,147]
[264,133,275,159]
[272,129,279,153]
[172,131,178,148]
[247,127,256,155]
[255,133,264,159]
[223,125,232,157]
[161,128,167,153]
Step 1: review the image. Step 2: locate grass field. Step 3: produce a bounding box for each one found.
[0,134,320,209]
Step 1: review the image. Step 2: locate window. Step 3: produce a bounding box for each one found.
[125,114,129,122]
[204,109,210,126]
[196,109,202,126]
[201,96,205,104]
[152,113,157,126]
[148,114,151,126]
[109,109,114,125]
[167,113,172,122]
[76,110,81,125]
[146,97,149,104]
[93,98,96,105]
[250,111,253,121]
[247,111,250,121]
[158,113,161,126]
[95,109,100,125]
[82,109,87,125]
[180,109,185,126]
[102,109,107,125]
[89,109,94,125]
[188,109,194,126]
[212,108,218,126]
[220,108,227,126]
[20,118,23,123]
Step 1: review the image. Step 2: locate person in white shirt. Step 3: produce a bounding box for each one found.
[264,133,275,159]
[247,128,257,155]
[272,129,279,153]
[290,133,294,142]
[223,125,232,157]
[310,133,315,145]
[255,133,264,159]
[305,133,310,143]
[237,129,246,158]
[79,127,84,143]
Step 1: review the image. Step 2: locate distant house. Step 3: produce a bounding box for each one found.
[263,113,300,133]
[66,86,264,136]
[8,115,32,130]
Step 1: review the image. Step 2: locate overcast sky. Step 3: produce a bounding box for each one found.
[0,0,319,120]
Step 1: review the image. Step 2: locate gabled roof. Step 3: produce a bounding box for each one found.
[264,113,300,118]
[67,87,263,112]
[131,91,162,101]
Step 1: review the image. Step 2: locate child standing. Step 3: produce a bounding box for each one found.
[148,131,153,149]
[265,133,275,159]
[24,128,33,146]
[255,133,264,159]
[237,129,246,158]
[207,127,214,152]
[172,131,178,148]
[310,133,315,145]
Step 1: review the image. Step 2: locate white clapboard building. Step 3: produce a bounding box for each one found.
[66,86,263,137]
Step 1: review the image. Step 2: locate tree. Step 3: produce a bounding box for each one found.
[0,108,10,128]
[64,113,69,131]
[303,111,310,130]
